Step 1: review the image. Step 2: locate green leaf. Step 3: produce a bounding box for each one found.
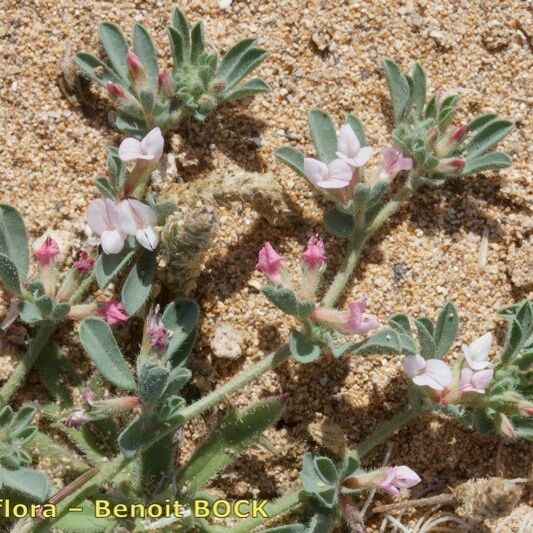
[162,298,200,367]
[221,78,270,101]
[308,109,337,163]
[345,114,366,145]
[117,417,143,457]
[262,286,315,318]
[275,146,305,176]
[54,501,115,532]
[382,60,411,124]
[410,62,426,116]
[0,204,29,280]
[501,319,523,364]
[98,22,129,81]
[18,301,44,324]
[1,467,51,501]
[10,406,36,436]
[95,245,135,289]
[353,328,412,355]
[132,24,159,91]
[79,317,136,391]
[463,152,512,175]
[172,7,191,61]
[216,38,257,81]
[323,207,354,238]
[168,27,187,67]
[138,363,169,404]
[463,119,513,158]
[425,94,437,119]
[415,318,436,359]
[0,406,14,428]
[190,22,205,64]
[175,397,284,494]
[467,113,498,132]
[223,48,269,89]
[0,253,21,295]
[74,52,124,87]
[433,302,459,359]
[94,177,116,199]
[289,330,321,363]
[388,314,412,336]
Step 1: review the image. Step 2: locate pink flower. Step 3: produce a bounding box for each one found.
[311,297,380,336]
[336,124,374,168]
[158,71,173,98]
[148,326,169,351]
[63,408,88,429]
[459,367,493,394]
[74,250,95,273]
[99,301,128,325]
[436,157,465,173]
[126,50,144,81]
[107,82,127,100]
[303,157,353,189]
[403,354,452,392]
[87,198,127,254]
[380,146,413,179]
[379,466,421,497]
[34,236,60,267]
[256,242,284,285]
[301,236,326,269]
[118,128,164,165]
[82,388,95,405]
[462,332,492,370]
[118,199,159,251]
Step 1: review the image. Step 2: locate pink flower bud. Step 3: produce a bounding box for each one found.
[107,82,127,100]
[82,387,95,405]
[256,242,284,285]
[380,147,413,180]
[34,236,60,267]
[498,414,516,439]
[74,250,95,273]
[436,157,465,173]
[450,125,467,143]
[147,326,169,351]
[99,301,129,325]
[126,50,144,81]
[311,297,379,336]
[63,408,88,429]
[378,466,422,496]
[300,236,326,269]
[158,71,173,98]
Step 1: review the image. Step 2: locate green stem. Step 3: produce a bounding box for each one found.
[228,489,303,533]
[357,403,424,459]
[31,344,291,529]
[68,271,96,305]
[0,321,56,407]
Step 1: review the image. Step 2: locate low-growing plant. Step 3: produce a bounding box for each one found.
[0,13,529,532]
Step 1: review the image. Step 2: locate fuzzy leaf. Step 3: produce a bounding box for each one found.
[0,253,21,295]
[94,177,116,199]
[168,27,187,67]
[190,21,205,64]
[433,302,459,359]
[410,62,426,116]
[501,319,523,364]
[216,38,257,81]
[117,417,143,457]
[345,114,366,145]
[275,146,305,176]
[289,330,321,363]
[18,301,44,324]
[0,204,29,280]
[95,245,135,289]
[467,113,498,132]
[175,397,284,493]
[121,249,156,316]
[388,314,412,336]
[463,152,511,175]
[324,207,354,238]
[79,318,136,391]
[463,119,513,158]
[382,60,411,124]
[308,109,337,163]
[10,406,36,436]
[74,52,124,87]
[262,286,315,318]
[98,22,129,81]
[353,328,414,355]
[138,363,169,404]
[415,318,436,359]
[172,7,191,61]
[133,24,159,91]
[221,78,270,101]
[1,467,51,501]
[223,47,269,89]
[162,298,199,367]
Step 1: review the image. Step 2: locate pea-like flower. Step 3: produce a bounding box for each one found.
[300,236,326,269]
[378,466,422,497]
[462,332,492,370]
[118,199,159,251]
[311,297,379,335]
[33,236,60,267]
[99,300,129,325]
[256,242,285,285]
[379,146,413,180]
[459,367,494,394]
[303,157,353,189]
[118,127,164,167]
[403,354,452,392]
[336,124,374,168]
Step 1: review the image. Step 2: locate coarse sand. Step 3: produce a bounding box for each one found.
[1,0,532,531]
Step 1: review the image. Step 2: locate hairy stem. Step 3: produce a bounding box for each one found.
[0,321,56,407]
[68,271,96,305]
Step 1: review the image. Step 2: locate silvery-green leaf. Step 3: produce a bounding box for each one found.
[415,318,436,359]
[308,109,337,163]
[345,114,366,145]
[0,204,29,280]
[162,298,199,367]
[275,146,305,176]
[220,78,269,101]
[324,207,354,239]
[74,52,123,87]
[120,247,155,315]
[500,319,523,364]
[463,152,511,175]
[289,330,321,363]
[0,253,21,295]
[216,38,256,81]
[262,286,315,318]
[223,47,269,89]
[190,21,205,64]
[433,302,459,359]
[133,24,159,91]
[95,245,135,289]
[99,22,129,81]
[1,467,51,501]
[172,7,190,61]
[382,60,411,124]
[410,62,426,116]
[463,119,513,158]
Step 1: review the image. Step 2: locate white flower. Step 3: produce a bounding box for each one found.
[118,127,164,165]
[303,157,353,189]
[462,332,492,370]
[86,199,127,254]
[403,354,452,392]
[118,199,159,251]
[336,124,373,168]
[459,367,493,394]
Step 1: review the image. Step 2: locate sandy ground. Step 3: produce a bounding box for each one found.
[1,0,532,531]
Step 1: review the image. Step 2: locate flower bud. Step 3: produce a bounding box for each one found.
[198,94,217,112]
[158,71,173,99]
[63,408,88,429]
[107,82,127,100]
[126,50,145,83]
[34,236,60,267]
[98,300,129,325]
[497,413,516,439]
[436,125,467,157]
[74,250,95,273]
[436,157,465,173]
[147,325,170,351]
[256,242,284,285]
[300,236,326,299]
